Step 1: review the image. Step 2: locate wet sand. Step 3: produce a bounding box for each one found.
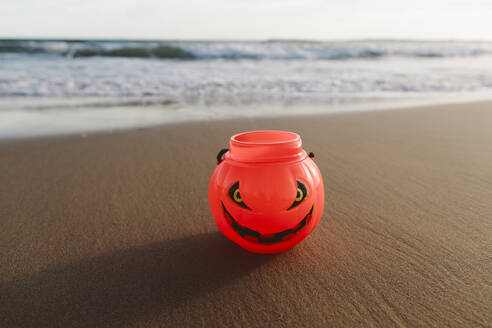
[1,101,491,327]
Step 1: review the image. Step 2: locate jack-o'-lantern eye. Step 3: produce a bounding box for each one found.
[229,181,250,209]
[288,181,308,210]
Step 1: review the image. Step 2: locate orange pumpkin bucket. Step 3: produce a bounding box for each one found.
[208,130,324,254]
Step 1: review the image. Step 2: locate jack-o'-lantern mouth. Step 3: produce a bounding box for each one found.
[221,202,314,244]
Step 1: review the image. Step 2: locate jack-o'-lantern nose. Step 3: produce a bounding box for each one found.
[239,169,297,214]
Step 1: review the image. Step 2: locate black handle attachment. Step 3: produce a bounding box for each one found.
[217,148,311,163]
[216,148,229,164]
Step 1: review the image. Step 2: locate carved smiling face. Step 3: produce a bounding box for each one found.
[223,180,313,243]
[209,160,324,254]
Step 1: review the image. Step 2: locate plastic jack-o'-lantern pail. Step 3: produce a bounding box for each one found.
[208,130,324,254]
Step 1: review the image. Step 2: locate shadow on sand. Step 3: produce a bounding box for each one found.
[0,232,274,327]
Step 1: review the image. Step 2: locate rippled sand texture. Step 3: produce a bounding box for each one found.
[1,101,491,327]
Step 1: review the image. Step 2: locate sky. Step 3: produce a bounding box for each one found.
[1,0,492,40]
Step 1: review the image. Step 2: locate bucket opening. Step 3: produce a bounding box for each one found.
[232,131,299,145]
[229,130,304,163]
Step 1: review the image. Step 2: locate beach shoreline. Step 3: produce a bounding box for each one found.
[1,101,491,327]
[2,96,492,141]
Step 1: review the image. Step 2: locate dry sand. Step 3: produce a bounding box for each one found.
[0,101,491,327]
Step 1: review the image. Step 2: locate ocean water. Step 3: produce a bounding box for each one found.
[1,39,492,138]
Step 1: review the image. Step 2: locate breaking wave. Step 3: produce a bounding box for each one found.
[2,39,492,60]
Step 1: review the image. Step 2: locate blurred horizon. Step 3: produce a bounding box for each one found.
[2,37,492,42]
